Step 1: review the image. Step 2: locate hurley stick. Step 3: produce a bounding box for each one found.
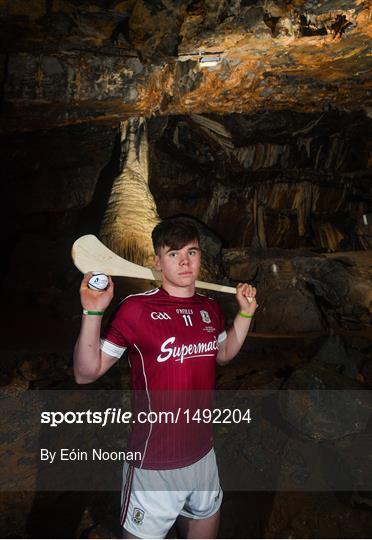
[71,235,236,294]
[72,234,248,297]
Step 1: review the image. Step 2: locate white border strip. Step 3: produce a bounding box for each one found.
[134,343,152,469]
[100,338,127,358]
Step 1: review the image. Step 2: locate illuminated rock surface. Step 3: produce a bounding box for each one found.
[1,0,371,130]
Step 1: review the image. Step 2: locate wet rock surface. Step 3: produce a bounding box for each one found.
[1,1,371,128]
[279,364,371,440]
[221,247,372,332]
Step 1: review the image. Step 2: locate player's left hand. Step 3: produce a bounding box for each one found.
[236,283,257,316]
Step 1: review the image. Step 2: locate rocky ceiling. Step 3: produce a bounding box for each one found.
[1,0,371,132]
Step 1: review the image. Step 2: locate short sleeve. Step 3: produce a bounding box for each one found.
[100,297,143,358]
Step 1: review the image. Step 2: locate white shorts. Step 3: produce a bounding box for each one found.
[120,448,222,539]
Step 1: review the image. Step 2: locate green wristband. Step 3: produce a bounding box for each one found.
[238,311,254,319]
[83,309,105,316]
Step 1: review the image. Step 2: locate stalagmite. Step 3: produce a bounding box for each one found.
[100,118,160,267]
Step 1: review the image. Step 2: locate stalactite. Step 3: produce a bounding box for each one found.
[252,185,267,248]
[189,114,233,143]
[100,118,160,267]
[309,184,317,214]
[292,182,312,237]
[325,135,346,170]
[234,143,290,170]
[189,113,234,156]
[317,222,344,251]
[297,137,312,159]
[257,205,267,248]
[204,183,230,222]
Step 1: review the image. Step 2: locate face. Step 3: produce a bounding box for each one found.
[154,240,201,293]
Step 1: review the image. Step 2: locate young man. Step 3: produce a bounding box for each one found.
[74,217,257,539]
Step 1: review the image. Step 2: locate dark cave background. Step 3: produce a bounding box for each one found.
[1,110,371,539]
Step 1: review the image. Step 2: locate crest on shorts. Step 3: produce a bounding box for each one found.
[133,507,145,525]
[200,310,211,324]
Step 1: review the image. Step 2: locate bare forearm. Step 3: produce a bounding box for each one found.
[217,314,252,364]
[74,273,115,383]
[73,315,103,383]
[217,282,257,364]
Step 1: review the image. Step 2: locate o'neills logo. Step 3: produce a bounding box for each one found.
[157,336,218,364]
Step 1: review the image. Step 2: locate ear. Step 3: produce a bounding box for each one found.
[154,254,162,271]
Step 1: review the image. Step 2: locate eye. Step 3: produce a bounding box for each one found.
[189,249,197,256]
[168,251,178,258]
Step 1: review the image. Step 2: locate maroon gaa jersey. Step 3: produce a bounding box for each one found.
[100,287,226,469]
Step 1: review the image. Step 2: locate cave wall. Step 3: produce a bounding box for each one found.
[149,111,371,251]
[1,110,370,341]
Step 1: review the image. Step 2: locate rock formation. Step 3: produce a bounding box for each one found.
[1,1,371,131]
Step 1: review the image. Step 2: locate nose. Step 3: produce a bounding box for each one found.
[179,253,190,266]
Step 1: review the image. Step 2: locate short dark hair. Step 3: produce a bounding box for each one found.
[152,218,200,254]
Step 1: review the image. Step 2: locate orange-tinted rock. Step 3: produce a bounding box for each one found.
[1,1,371,130]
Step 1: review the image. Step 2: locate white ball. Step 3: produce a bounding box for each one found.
[88,272,109,291]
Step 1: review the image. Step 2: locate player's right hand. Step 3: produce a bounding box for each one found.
[80,273,114,312]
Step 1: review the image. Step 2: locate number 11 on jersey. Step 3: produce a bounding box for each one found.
[182,314,193,326]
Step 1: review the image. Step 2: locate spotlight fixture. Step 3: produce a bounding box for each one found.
[177,51,223,68]
[198,54,222,68]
